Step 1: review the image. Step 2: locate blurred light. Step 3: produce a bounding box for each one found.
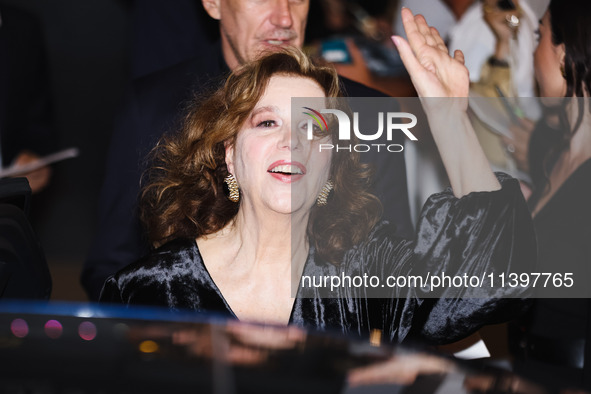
[75,308,94,318]
[10,319,29,338]
[44,320,63,339]
[139,340,159,353]
[369,329,382,347]
[78,321,97,341]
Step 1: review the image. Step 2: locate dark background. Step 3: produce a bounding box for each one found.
[1,0,128,300]
[0,0,377,301]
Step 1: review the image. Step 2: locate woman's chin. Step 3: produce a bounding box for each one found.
[266,200,313,217]
[257,189,317,217]
[262,196,292,215]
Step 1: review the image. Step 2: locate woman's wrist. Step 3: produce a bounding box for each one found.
[492,40,511,63]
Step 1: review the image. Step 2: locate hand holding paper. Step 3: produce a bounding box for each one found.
[0,147,79,193]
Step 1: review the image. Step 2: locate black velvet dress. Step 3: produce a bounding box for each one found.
[100,174,536,345]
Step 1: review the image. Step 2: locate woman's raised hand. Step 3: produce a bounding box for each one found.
[392,9,501,196]
[392,8,470,99]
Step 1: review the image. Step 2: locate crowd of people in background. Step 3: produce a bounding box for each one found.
[1,0,590,391]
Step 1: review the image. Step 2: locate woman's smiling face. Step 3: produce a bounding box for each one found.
[225,74,332,216]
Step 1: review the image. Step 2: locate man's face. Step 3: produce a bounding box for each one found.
[203,0,309,70]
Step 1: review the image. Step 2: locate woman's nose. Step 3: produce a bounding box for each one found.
[278,124,301,151]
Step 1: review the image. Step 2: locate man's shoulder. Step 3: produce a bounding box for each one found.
[133,55,228,104]
[118,52,229,147]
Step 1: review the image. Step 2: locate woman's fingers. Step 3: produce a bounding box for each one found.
[431,27,447,52]
[395,9,446,97]
[396,7,470,98]
[391,35,425,80]
[400,8,427,50]
[401,8,448,54]
[453,49,465,65]
[400,8,450,70]
[415,14,438,47]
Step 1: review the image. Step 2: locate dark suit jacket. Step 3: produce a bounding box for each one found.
[83,44,413,300]
[126,0,218,79]
[0,5,55,166]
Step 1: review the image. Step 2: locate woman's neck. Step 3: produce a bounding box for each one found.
[195,204,311,324]
[220,203,309,273]
[532,106,591,216]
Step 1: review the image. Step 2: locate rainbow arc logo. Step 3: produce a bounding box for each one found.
[302,107,328,131]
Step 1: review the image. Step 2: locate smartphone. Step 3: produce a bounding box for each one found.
[321,39,352,64]
[497,0,517,10]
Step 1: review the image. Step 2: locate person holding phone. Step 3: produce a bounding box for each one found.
[463,0,591,390]
[459,0,545,198]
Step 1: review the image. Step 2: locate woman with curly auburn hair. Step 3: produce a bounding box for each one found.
[100,42,536,344]
[138,48,381,266]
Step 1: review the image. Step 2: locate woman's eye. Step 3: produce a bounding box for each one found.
[534,28,540,41]
[257,120,276,128]
[297,120,324,138]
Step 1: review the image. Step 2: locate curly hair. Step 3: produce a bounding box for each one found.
[140,47,382,264]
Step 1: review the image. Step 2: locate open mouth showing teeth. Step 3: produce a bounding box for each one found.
[269,164,304,175]
[266,40,285,45]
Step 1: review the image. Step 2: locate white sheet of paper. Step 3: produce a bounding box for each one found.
[453,339,491,360]
[0,147,79,178]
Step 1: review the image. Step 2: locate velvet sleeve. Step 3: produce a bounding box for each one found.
[346,173,536,344]
[314,173,536,344]
[98,277,125,305]
[403,173,537,344]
